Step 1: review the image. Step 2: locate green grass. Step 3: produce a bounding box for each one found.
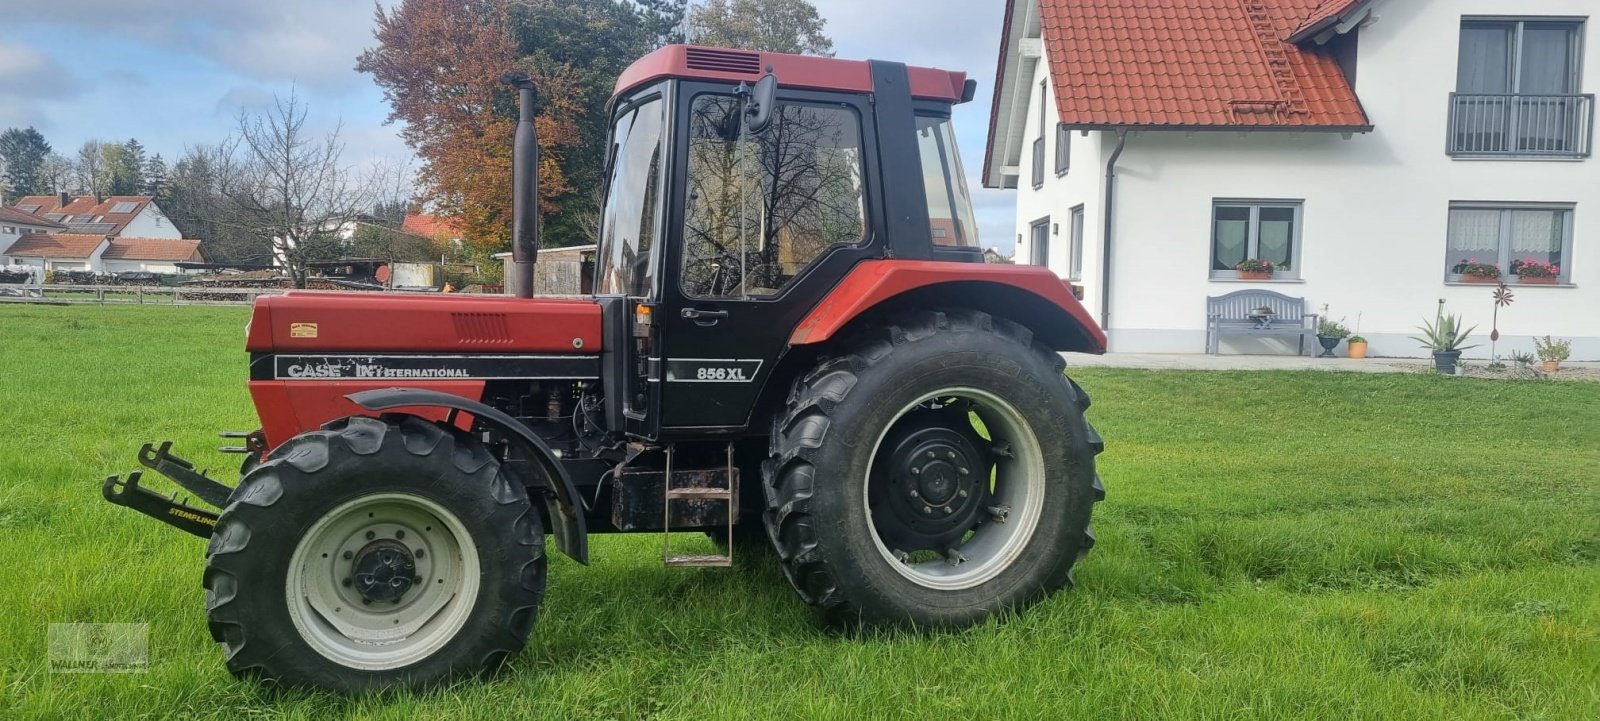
[1,304,1596,720]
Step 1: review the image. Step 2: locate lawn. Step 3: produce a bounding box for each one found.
[0,304,1595,720]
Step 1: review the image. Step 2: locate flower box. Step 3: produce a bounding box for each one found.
[1518,276,1558,285]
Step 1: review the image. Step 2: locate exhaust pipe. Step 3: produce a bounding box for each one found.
[503,72,540,298]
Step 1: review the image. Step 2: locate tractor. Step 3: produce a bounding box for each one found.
[101,44,1107,692]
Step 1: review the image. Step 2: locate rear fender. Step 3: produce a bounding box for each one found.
[790,260,1107,352]
[346,388,588,565]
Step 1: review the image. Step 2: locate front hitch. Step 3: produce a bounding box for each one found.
[102,471,218,538]
[102,441,238,538]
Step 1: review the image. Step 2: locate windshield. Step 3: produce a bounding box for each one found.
[596,95,665,296]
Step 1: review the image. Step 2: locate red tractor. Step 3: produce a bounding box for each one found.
[103,45,1106,691]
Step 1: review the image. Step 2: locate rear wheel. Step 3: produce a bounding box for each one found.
[763,310,1103,627]
[204,415,546,691]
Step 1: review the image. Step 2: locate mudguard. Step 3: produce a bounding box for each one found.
[346,388,589,565]
[789,260,1108,353]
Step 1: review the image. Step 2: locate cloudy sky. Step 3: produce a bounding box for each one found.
[1,0,1016,251]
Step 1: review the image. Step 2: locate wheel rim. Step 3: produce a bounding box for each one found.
[286,492,480,671]
[863,387,1046,591]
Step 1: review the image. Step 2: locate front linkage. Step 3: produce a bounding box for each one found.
[101,437,258,538]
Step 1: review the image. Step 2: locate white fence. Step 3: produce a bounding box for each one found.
[0,284,289,306]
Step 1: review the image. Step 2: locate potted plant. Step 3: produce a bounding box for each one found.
[1316,317,1351,358]
[1451,258,1501,283]
[1510,258,1561,285]
[1533,335,1572,373]
[1411,307,1478,374]
[1347,335,1368,359]
[1235,258,1278,281]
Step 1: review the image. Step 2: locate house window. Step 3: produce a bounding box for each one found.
[3,226,14,234]
[1068,205,1085,281]
[1029,217,1051,267]
[1452,18,1589,157]
[1032,80,1047,189]
[1055,123,1071,175]
[1445,203,1574,283]
[1211,200,1302,278]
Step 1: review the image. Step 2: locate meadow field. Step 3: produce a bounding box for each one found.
[0,304,1595,720]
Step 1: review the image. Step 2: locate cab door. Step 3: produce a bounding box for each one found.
[654,86,881,430]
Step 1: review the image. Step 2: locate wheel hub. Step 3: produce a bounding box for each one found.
[351,540,416,603]
[869,407,992,551]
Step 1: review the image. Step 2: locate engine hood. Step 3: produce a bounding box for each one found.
[246,291,602,354]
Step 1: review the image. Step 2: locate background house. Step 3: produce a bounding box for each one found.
[9,194,182,239]
[0,206,66,255]
[985,0,1597,359]
[1,234,206,274]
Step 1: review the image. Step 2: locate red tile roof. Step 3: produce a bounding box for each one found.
[8,195,154,235]
[0,206,64,228]
[101,237,205,262]
[1038,0,1370,129]
[1288,0,1368,42]
[402,212,463,240]
[2,233,107,259]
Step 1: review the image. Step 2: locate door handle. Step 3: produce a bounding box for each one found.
[681,308,729,325]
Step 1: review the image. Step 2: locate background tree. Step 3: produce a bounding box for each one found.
[143,153,168,198]
[687,0,833,56]
[215,91,378,287]
[360,0,685,252]
[75,140,108,199]
[360,0,579,253]
[0,127,53,201]
[40,152,72,195]
[106,138,147,196]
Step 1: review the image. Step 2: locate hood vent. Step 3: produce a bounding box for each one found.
[452,312,513,345]
[685,47,761,74]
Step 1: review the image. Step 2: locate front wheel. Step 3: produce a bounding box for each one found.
[763,310,1104,627]
[203,415,546,691]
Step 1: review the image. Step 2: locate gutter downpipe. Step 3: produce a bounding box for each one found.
[1100,128,1128,333]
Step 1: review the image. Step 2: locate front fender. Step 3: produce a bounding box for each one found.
[347,388,588,565]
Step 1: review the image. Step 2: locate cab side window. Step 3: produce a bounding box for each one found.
[681,95,866,299]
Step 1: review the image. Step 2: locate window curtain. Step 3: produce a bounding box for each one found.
[1213,207,1249,270]
[1458,25,1512,93]
[1257,208,1295,267]
[1509,210,1563,267]
[1520,26,1575,94]
[1448,210,1502,268]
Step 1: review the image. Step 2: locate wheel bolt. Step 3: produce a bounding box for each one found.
[361,598,371,605]
[946,451,956,460]
[415,548,425,558]
[395,530,405,540]
[342,550,353,560]
[943,506,954,515]
[910,467,921,476]
[365,530,376,540]
[926,451,936,459]
[958,467,969,476]
[922,506,933,515]
[909,489,920,499]
[342,577,352,587]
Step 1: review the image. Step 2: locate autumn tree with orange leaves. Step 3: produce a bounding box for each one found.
[358,0,581,251]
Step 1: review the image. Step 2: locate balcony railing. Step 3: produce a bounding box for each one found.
[1448,93,1595,158]
[1031,137,1045,188]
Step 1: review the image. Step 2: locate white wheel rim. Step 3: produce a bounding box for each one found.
[863,387,1046,591]
[286,492,480,671]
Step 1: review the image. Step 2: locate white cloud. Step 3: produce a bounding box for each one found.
[10,0,387,91]
[0,41,82,128]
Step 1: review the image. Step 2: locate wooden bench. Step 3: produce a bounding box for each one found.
[1205,289,1319,356]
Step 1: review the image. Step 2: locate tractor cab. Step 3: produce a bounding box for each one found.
[590,46,986,438]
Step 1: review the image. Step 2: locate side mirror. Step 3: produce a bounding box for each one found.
[745,72,778,134]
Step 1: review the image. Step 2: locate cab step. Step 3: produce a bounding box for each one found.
[662,443,736,568]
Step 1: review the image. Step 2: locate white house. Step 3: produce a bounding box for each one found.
[0,206,66,264]
[985,0,1598,359]
[9,194,183,239]
[0,234,206,274]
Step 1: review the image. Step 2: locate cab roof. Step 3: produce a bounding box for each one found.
[614,44,970,103]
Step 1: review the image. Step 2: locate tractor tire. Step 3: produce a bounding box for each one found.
[203,415,546,692]
[763,309,1104,628]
